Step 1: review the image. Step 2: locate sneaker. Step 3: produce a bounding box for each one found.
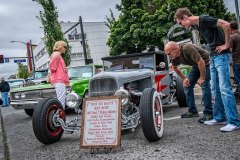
[181,112,199,118]
[220,124,240,132]
[204,119,226,125]
[198,114,213,123]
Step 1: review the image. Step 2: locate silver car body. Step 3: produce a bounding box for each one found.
[89,51,171,105]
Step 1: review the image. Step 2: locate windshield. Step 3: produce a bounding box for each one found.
[34,71,48,79]
[8,80,24,88]
[68,66,93,79]
[103,55,154,71]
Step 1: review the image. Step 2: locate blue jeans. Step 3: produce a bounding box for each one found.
[1,92,9,106]
[210,53,240,126]
[232,63,240,96]
[184,65,212,115]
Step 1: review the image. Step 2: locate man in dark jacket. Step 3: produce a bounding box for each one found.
[0,77,10,107]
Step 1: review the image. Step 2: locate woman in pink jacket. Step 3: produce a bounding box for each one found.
[49,41,70,109]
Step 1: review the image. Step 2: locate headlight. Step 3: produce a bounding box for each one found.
[14,93,20,99]
[114,87,130,106]
[66,92,82,109]
[21,92,26,98]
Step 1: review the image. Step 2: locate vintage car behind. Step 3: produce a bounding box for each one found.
[32,51,186,144]
[10,65,103,116]
[26,69,49,85]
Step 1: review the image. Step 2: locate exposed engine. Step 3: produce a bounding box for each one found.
[114,81,143,130]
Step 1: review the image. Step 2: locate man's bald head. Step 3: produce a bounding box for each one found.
[164,41,178,52]
[164,41,180,59]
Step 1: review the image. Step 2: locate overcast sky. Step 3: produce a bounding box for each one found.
[0,0,120,79]
[0,0,236,79]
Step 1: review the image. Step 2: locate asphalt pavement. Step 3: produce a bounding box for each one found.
[1,88,240,160]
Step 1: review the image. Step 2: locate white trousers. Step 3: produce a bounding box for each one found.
[54,83,66,109]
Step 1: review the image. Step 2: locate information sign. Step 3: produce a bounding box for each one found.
[80,96,121,149]
[14,59,26,63]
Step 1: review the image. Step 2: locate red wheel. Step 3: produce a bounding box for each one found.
[32,98,65,144]
[46,104,64,137]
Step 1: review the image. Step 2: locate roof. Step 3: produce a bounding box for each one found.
[101,51,165,61]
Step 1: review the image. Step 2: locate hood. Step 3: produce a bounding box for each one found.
[91,69,153,83]
[70,78,89,85]
[11,77,91,93]
[11,83,53,93]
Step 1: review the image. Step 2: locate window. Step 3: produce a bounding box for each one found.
[35,48,46,61]
[37,62,49,71]
[68,33,87,41]
[70,53,83,60]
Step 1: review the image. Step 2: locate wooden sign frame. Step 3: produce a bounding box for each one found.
[80,96,121,149]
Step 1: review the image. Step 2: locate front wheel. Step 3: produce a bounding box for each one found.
[32,98,65,144]
[140,88,163,142]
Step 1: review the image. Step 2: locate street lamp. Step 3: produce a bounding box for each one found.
[10,40,36,76]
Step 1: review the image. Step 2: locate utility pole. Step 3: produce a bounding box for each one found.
[10,40,36,76]
[79,16,87,65]
[235,0,240,27]
[30,39,35,79]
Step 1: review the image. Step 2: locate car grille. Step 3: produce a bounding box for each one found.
[89,78,117,97]
[11,88,57,100]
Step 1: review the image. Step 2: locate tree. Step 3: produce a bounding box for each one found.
[107,0,235,56]
[35,0,71,66]
[107,0,147,56]
[17,63,29,79]
[105,9,116,30]
[85,41,91,59]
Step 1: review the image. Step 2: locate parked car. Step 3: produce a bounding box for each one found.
[26,69,49,85]
[8,79,26,88]
[10,65,103,116]
[32,51,187,144]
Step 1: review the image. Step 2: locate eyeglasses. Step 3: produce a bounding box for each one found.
[165,48,176,56]
[63,46,67,49]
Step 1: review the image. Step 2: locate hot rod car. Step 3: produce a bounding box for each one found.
[32,51,186,144]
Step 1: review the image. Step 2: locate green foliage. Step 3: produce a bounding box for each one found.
[85,42,91,58]
[107,0,236,56]
[36,0,71,66]
[105,9,116,30]
[17,63,29,79]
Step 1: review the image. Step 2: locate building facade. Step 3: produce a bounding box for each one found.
[33,22,110,71]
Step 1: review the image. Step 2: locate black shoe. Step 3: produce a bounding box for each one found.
[198,114,213,123]
[181,112,199,118]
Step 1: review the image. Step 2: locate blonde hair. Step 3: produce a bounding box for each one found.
[53,40,67,51]
[174,8,193,20]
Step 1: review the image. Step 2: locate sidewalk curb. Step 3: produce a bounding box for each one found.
[0,108,10,160]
